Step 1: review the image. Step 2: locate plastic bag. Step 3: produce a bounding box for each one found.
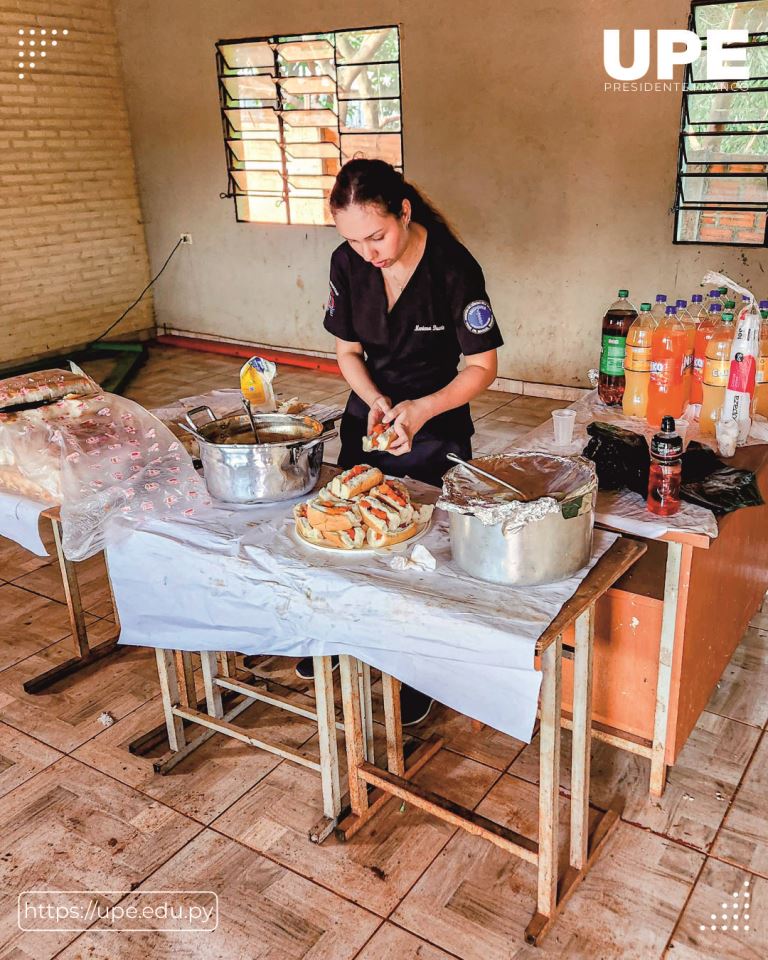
[582,421,650,496]
[703,271,761,444]
[681,440,764,516]
[0,385,211,560]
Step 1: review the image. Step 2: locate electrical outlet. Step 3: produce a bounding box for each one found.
[180,233,192,244]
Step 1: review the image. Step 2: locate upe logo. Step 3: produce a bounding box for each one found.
[604,30,749,81]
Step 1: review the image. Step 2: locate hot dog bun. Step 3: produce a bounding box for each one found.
[323,526,366,549]
[306,498,360,532]
[362,423,398,452]
[296,516,325,543]
[358,496,403,533]
[370,480,413,523]
[329,464,383,500]
[366,521,418,548]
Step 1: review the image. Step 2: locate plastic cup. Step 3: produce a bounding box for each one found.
[552,408,577,447]
[715,417,738,458]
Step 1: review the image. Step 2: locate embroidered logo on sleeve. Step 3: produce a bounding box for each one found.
[327,280,338,317]
[463,300,495,334]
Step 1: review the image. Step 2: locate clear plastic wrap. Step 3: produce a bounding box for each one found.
[0,387,210,560]
[437,453,597,535]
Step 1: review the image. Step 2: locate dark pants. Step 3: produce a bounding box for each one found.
[338,413,472,489]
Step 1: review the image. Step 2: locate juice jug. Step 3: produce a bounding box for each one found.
[598,289,637,405]
[700,311,735,435]
[622,303,655,418]
[691,303,721,406]
[647,305,688,425]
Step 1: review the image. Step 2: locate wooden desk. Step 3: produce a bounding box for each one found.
[558,444,768,796]
[336,538,646,946]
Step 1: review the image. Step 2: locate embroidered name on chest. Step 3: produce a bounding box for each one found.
[414,324,446,332]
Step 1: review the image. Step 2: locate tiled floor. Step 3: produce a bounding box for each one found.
[0,344,765,959]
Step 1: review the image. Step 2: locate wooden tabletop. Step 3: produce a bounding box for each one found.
[537,537,647,653]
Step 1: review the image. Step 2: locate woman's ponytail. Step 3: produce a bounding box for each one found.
[330,159,457,241]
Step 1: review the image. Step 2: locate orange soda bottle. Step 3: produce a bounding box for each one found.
[622,302,656,418]
[647,305,688,425]
[755,300,768,418]
[691,301,720,405]
[700,310,736,435]
[675,299,696,406]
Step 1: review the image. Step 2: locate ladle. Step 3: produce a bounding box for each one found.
[242,397,263,444]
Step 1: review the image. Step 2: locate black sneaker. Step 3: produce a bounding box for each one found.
[400,685,434,726]
[295,655,339,680]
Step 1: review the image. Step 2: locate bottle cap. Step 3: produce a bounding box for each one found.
[724,299,736,309]
[656,294,667,303]
[665,305,677,316]
[651,417,683,460]
[719,287,728,294]
[760,300,768,309]
[709,289,721,297]
[710,303,722,312]
[640,303,652,311]
[691,294,703,303]
[618,289,629,298]
[676,299,687,308]
[723,312,734,322]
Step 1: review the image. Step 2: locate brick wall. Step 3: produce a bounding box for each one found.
[0,0,153,369]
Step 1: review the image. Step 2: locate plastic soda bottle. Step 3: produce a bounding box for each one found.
[699,311,735,435]
[705,288,724,311]
[676,299,696,404]
[646,416,683,517]
[691,302,721,406]
[647,305,688,425]
[622,303,655,418]
[690,293,706,324]
[756,300,768,418]
[650,293,668,324]
[598,289,637,405]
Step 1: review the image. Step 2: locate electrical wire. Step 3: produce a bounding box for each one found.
[88,237,184,347]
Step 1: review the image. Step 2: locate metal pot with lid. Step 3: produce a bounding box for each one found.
[178,405,337,504]
[438,453,596,586]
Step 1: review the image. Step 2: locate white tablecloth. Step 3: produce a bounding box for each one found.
[0,491,49,556]
[107,480,618,743]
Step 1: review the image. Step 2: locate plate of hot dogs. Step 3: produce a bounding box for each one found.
[293,464,434,552]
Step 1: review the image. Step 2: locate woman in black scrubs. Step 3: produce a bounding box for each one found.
[296,159,503,724]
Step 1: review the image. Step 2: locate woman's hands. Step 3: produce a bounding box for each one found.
[382,397,434,455]
[366,394,393,435]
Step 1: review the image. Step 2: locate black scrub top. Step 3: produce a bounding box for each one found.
[323,228,504,441]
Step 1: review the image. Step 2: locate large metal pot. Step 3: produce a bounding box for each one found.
[180,406,337,504]
[442,454,596,586]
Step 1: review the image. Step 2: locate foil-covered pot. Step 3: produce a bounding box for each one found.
[179,406,337,504]
[438,453,596,586]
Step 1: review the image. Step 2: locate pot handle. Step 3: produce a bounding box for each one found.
[184,405,217,433]
[287,429,338,464]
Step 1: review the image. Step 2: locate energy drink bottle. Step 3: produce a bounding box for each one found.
[647,416,682,517]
